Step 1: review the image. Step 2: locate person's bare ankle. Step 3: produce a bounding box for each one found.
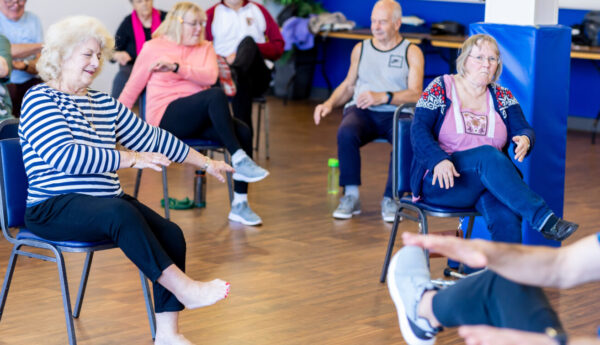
[155,333,194,345]
[178,279,230,309]
[418,290,441,328]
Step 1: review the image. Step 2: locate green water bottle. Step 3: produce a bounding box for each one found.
[327,158,340,194]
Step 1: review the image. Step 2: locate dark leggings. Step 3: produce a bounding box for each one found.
[7,77,42,117]
[433,270,564,333]
[159,87,252,194]
[230,36,272,135]
[24,193,186,313]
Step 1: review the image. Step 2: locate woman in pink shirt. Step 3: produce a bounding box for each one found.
[120,1,268,226]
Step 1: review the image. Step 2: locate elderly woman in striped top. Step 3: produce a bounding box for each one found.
[19,16,229,345]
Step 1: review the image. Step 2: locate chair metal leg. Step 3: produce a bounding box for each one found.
[0,246,20,321]
[73,251,94,318]
[133,169,143,198]
[458,216,476,274]
[254,102,262,152]
[139,270,156,341]
[161,166,170,220]
[380,208,404,283]
[224,152,234,203]
[53,247,77,345]
[418,210,430,268]
[264,103,270,159]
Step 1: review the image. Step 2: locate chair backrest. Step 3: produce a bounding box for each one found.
[392,103,416,200]
[0,138,27,230]
[0,118,18,140]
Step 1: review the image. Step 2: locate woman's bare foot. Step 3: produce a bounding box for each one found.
[154,333,194,345]
[178,279,230,309]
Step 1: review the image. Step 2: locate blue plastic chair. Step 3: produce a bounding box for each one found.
[0,118,18,139]
[0,138,156,344]
[133,91,233,219]
[379,104,480,283]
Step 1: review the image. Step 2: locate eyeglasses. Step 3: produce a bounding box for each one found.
[469,55,499,65]
[3,0,26,4]
[178,18,206,28]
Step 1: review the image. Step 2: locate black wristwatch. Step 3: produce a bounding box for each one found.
[173,63,180,73]
[545,327,568,345]
[386,91,393,104]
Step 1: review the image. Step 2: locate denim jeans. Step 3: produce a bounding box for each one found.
[337,105,394,197]
[422,145,553,243]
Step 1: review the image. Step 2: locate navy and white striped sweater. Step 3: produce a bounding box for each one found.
[19,83,190,206]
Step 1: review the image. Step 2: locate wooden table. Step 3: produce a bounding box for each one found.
[323,29,600,60]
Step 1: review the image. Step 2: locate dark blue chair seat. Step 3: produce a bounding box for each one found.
[16,229,113,249]
[379,104,480,283]
[399,196,478,217]
[0,138,156,344]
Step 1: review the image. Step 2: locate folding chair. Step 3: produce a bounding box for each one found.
[133,92,234,219]
[0,138,156,344]
[379,104,479,283]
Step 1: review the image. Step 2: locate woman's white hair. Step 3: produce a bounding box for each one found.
[37,15,115,82]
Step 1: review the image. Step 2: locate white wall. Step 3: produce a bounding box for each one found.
[26,0,221,92]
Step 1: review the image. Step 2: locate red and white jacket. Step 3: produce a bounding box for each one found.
[206,0,284,61]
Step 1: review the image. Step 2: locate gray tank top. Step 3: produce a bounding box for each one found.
[347,38,411,112]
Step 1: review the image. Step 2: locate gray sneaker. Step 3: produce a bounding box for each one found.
[387,246,440,345]
[228,201,262,226]
[381,197,398,223]
[232,156,269,183]
[332,195,361,219]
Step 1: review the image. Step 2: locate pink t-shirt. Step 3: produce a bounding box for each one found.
[119,37,219,126]
[438,75,507,154]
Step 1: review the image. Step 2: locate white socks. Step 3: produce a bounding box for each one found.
[232,192,248,205]
[231,149,247,165]
[345,185,359,199]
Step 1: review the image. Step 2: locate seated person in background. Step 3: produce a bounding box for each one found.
[0,0,42,117]
[411,34,577,242]
[111,0,166,98]
[313,0,424,222]
[0,34,13,119]
[20,15,231,345]
[388,231,600,345]
[206,0,284,137]
[120,1,269,226]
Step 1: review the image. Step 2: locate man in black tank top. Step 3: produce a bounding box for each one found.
[313,0,424,222]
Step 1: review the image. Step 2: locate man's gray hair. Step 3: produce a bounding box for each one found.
[376,0,402,22]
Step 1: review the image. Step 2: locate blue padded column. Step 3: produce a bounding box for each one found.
[465,23,571,246]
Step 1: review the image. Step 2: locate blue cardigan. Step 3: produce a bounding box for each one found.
[410,75,535,198]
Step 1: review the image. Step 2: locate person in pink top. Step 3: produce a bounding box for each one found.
[411,34,577,243]
[119,1,269,226]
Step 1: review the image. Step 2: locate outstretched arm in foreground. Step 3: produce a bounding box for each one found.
[402,232,600,289]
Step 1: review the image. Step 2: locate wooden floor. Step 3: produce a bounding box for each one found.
[1,97,600,344]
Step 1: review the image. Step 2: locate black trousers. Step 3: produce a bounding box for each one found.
[111,64,133,99]
[433,270,564,333]
[25,193,186,313]
[230,36,272,138]
[7,77,42,117]
[159,87,252,194]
